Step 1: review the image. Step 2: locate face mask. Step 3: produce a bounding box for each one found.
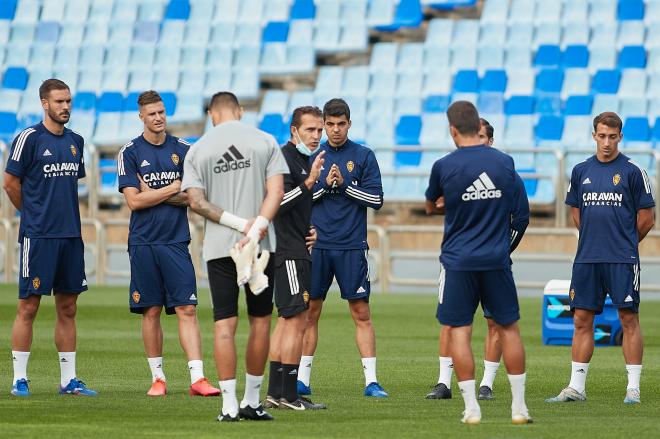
[294,128,319,157]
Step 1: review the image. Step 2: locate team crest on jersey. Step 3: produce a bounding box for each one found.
[32,277,40,290]
[613,174,621,186]
[171,153,180,166]
[132,291,141,303]
[303,291,310,304]
[70,145,77,156]
[346,161,354,173]
[569,289,575,301]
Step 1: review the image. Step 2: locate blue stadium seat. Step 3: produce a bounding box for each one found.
[394,149,422,168]
[453,70,479,93]
[505,96,535,115]
[0,111,17,142]
[35,21,60,42]
[98,92,123,112]
[165,0,191,20]
[591,70,621,94]
[623,117,650,142]
[423,0,478,10]
[534,45,561,67]
[134,21,160,43]
[123,93,140,112]
[652,117,660,144]
[618,45,647,69]
[565,96,593,115]
[160,92,177,117]
[535,115,564,142]
[0,0,17,20]
[480,70,507,93]
[2,67,29,90]
[396,115,422,145]
[262,21,289,43]
[477,94,504,114]
[535,69,564,94]
[423,95,450,113]
[99,158,119,196]
[377,0,423,31]
[290,0,315,19]
[561,45,589,68]
[73,92,97,112]
[259,114,286,144]
[617,0,644,21]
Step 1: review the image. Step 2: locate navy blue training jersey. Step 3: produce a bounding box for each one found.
[311,139,383,250]
[5,123,85,240]
[566,153,655,264]
[117,134,191,245]
[425,145,525,271]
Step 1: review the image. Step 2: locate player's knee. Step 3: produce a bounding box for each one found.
[56,301,77,319]
[573,311,593,330]
[249,315,271,332]
[619,311,639,331]
[17,302,39,322]
[175,305,197,320]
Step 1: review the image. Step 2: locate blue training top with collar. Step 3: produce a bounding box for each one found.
[311,139,383,250]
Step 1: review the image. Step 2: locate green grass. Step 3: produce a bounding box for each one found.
[0,284,658,439]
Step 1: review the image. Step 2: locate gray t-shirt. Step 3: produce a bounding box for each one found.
[182,120,289,261]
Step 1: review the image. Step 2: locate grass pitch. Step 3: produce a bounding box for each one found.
[0,284,658,438]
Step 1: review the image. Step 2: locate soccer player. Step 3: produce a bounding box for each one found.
[546,112,655,405]
[427,118,529,401]
[425,101,531,424]
[182,92,287,421]
[5,79,96,396]
[298,98,388,398]
[117,90,220,397]
[264,106,327,410]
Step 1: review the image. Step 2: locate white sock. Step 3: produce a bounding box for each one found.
[479,360,500,389]
[507,373,528,415]
[59,352,76,388]
[12,351,30,382]
[626,364,642,390]
[438,356,453,387]
[240,374,263,409]
[188,360,204,384]
[568,361,589,393]
[147,357,166,382]
[458,379,480,413]
[297,355,314,386]
[361,357,378,386]
[219,379,239,417]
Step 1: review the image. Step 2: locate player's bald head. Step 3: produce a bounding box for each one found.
[447,101,480,136]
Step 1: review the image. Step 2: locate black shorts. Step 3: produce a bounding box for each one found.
[274,259,311,318]
[207,255,274,321]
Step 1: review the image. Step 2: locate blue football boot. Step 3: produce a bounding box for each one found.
[297,380,312,396]
[59,378,98,396]
[11,378,30,396]
[364,382,388,398]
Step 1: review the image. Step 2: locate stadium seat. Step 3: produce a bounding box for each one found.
[618,69,647,98]
[590,0,617,26]
[562,45,589,68]
[505,69,535,96]
[262,21,289,43]
[288,20,313,45]
[591,70,621,94]
[343,66,370,96]
[618,20,646,48]
[0,89,20,113]
[0,0,17,20]
[99,158,119,196]
[562,23,589,46]
[35,21,60,42]
[618,45,647,69]
[98,92,123,113]
[73,92,97,113]
[503,115,535,146]
[452,70,479,93]
[617,0,644,21]
[535,69,564,94]
[477,94,504,114]
[561,69,591,98]
[2,67,29,90]
[590,22,618,48]
[395,115,422,145]
[565,96,593,115]
[423,95,450,113]
[290,0,315,20]
[534,45,561,67]
[562,0,588,25]
[425,19,454,47]
[535,1,561,25]
[480,70,507,93]
[378,0,423,31]
[534,23,562,48]
[619,97,647,118]
[623,117,650,142]
[398,43,424,72]
[397,72,423,97]
[366,0,396,27]
[535,115,564,142]
[505,96,535,115]
[592,94,620,116]
[165,0,191,20]
[424,46,451,73]
[588,47,618,71]
[477,46,504,70]
[451,20,479,48]
[479,23,506,46]
[535,96,562,115]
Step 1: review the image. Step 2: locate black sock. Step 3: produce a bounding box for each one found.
[267,361,282,399]
[282,364,299,403]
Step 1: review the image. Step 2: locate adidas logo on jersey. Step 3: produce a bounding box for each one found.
[214,145,251,173]
[462,172,502,201]
[141,160,150,167]
[189,293,197,301]
[43,149,52,156]
[357,286,366,294]
[625,295,633,303]
[582,177,591,184]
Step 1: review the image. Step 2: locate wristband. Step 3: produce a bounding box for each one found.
[219,211,248,232]
[247,215,269,241]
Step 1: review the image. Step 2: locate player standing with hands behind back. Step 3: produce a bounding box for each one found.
[298,98,388,398]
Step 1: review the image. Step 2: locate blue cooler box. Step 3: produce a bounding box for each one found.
[542,279,622,346]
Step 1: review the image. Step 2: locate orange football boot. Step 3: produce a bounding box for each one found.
[190,378,221,396]
[147,378,167,396]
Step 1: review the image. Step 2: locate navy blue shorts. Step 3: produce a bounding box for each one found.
[570,263,640,314]
[19,237,87,298]
[129,242,197,315]
[436,267,520,327]
[311,248,370,301]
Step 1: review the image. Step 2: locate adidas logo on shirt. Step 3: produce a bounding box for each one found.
[462,172,502,201]
[582,177,591,184]
[214,145,251,173]
[43,149,52,156]
[189,293,197,301]
[141,160,150,167]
